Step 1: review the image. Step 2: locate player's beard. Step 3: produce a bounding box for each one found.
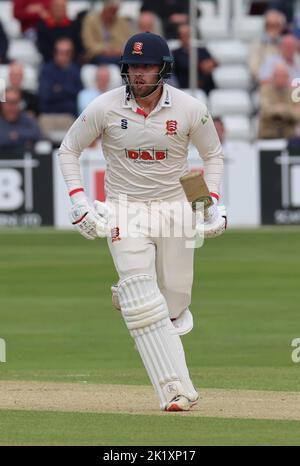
[130,76,160,99]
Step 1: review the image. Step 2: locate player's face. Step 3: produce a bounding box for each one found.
[128,64,161,98]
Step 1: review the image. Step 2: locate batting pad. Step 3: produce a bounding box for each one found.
[117,275,198,409]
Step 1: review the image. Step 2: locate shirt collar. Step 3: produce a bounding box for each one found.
[122,84,172,110]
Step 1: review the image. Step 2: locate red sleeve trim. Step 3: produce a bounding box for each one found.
[210,192,219,200]
[69,188,84,197]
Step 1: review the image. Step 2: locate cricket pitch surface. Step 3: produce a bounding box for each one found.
[1,381,300,421]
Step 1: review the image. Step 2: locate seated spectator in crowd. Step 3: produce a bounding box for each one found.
[81,0,130,65]
[8,62,39,116]
[286,133,300,150]
[13,0,51,39]
[0,21,9,64]
[291,22,300,41]
[72,9,89,64]
[77,65,111,114]
[289,0,300,40]
[267,0,295,25]
[136,11,163,36]
[173,24,217,95]
[38,38,82,138]
[140,0,189,39]
[249,1,269,16]
[259,63,300,138]
[259,34,300,83]
[0,87,42,151]
[37,0,75,62]
[249,9,286,80]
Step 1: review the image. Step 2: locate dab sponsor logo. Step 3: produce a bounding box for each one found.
[125,148,168,163]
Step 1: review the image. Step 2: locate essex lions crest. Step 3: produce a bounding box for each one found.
[132,42,143,55]
[165,120,177,135]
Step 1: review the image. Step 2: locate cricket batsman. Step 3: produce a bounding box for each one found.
[58,32,226,411]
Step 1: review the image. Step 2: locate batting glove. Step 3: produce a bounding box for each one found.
[69,199,112,240]
[203,197,227,239]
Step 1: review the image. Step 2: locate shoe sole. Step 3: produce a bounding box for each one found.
[165,399,198,412]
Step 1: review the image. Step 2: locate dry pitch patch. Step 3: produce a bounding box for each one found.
[0,381,300,421]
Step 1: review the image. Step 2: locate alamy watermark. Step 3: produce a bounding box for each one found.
[0,338,6,363]
[0,79,6,102]
[291,338,300,363]
[105,194,205,249]
[292,79,300,102]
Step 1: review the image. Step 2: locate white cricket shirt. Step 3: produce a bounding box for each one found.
[59,84,224,201]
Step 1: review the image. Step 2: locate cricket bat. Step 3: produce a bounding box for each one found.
[180,171,213,211]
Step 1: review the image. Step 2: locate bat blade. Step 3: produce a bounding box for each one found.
[180,171,213,211]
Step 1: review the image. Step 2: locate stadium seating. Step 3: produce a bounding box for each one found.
[207,40,249,65]
[166,40,181,52]
[182,89,208,106]
[209,89,252,116]
[199,17,229,40]
[8,39,42,67]
[213,65,251,90]
[232,16,264,41]
[0,1,21,39]
[67,1,90,19]
[223,115,253,141]
[0,0,264,142]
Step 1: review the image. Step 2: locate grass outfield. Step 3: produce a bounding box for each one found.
[0,228,299,445]
[1,410,300,446]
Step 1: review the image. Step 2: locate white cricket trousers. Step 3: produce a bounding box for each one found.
[106,195,195,319]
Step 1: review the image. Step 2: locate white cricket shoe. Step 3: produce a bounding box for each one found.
[165,395,199,412]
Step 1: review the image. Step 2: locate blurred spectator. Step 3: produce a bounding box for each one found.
[81,0,130,65]
[249,1,269,16]
[13,0,51,39]
[0,87,42,151]
[136,11,163,36]
[250,0,295,24]
[259,63,300,138]
[140,0,189,39]
[72,9,89,64]
[8,62,39,116]
[77,65,111,114]
[268,0,295,25]
[259,34,300,83]
[38,38,82,116]
[173,24,217,94]
[290,1,300,40]
[38,38,82,139]
[286,133,300,150]
[37,0,75,62]
[0,21,9,64]
[249,9,286,80]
